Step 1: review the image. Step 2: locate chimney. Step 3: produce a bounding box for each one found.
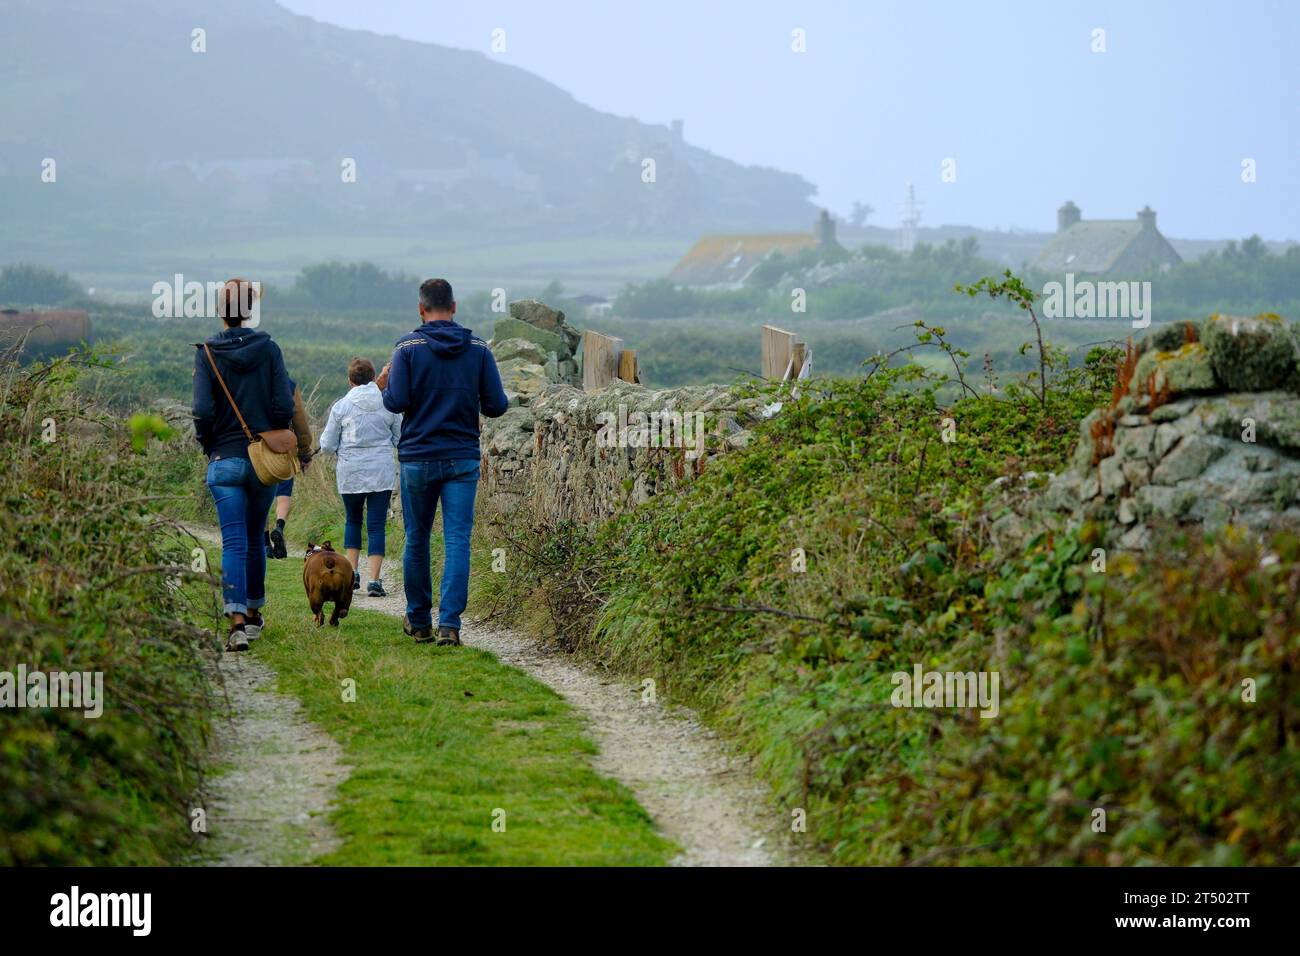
[1057,200,1081,233]
[1137,205,1156,231]
[815,208,837,247]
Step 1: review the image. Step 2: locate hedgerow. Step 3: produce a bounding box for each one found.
[0,348,215,865]
[479,315,1299,864]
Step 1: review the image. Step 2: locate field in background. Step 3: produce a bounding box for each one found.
[60,236,693,303]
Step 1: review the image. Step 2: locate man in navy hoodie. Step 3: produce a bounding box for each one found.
[377,278,508,645]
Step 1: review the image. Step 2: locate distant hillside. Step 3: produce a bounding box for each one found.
[0,0,817,262]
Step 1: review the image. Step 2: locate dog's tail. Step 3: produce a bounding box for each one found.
[323,555,337,570]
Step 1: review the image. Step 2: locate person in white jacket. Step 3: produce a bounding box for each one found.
[319,357,402,596]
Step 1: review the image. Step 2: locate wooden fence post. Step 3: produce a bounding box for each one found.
[582,330,624,392]
[762,325,797,380]
[617,348,639,384]
[761,325,811,381]
[790,342,807,380]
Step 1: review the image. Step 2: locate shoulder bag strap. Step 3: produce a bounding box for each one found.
[202,343,256,443]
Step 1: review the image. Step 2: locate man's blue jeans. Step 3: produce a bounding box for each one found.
[400,459,480,630]
[206,456,277,615]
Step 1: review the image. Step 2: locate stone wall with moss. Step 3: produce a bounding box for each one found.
[480,312,764,525]
[996,313,1300,551]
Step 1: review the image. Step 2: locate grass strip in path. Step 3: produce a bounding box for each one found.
[227,548,675,865]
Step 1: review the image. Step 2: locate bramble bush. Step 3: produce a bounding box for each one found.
[0,347,216,865]
[477,294,1299,864]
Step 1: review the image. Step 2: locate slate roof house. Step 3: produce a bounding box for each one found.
[1031,201,1181,276]
[669,210,840,287]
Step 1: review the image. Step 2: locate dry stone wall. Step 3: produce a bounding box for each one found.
[484,302,1300,547]
[479,298,767,526]
[480,379,763,526]
[996,313,1300,552]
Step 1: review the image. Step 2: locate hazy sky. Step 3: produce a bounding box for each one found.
[279,0,1298,240]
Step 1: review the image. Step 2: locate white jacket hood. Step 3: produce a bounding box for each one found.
[349,382,386,411]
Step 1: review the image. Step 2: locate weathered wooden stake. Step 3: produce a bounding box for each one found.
[582,330,624,392]
[617,348,639,384]
[789,342,807,381]
[761,324,796,380]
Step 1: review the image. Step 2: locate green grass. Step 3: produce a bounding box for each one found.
[65,235,694,299]
[207,544,675,866]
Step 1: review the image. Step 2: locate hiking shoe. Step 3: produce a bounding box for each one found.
[225,625,250,653]
[403,615,434,644]
[436,626,462,647]
[243,613,263,641]
[367,580,387,598]
[269,526,288,560]
[353,571,361,591]
[265,543,275,560]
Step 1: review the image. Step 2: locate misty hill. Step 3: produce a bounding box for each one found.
[0,0,816,263]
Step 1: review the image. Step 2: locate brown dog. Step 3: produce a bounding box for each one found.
[303,541,353,627]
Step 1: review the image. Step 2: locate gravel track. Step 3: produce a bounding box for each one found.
[190,524,792,866]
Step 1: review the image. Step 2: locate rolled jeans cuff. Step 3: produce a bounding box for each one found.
[223,598,263,614]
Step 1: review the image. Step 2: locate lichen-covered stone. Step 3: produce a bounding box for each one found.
[1150,400,1192,423]
[1140,320,1201,354]
[1079,472,1100,501]
[1131,342,1218,398]
[1044,471,1080,512]
[1114,424,1155,460]
[1121,459,1151,489]
[1117,497,1138,525]
[1134,484,1194,521]
[496,357,549,403]
[485,404,536,456]
[1202,312,1296,392]
[508,298,566,333]
[1154,423,1181,459]
[492,337,548,365]
[490,317,563,357]
[1150,433,1225,485]
[1074,409,1102,470]
[1099,456,1126,498]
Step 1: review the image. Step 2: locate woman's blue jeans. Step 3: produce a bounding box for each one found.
[399,459,479,630]
[206,456,276,615]
[342,489,392,555]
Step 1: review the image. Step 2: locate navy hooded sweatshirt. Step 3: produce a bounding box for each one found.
[192,327,295,461]
[381,320,508,462]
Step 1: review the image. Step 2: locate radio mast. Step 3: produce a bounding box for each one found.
[897,182,922,253]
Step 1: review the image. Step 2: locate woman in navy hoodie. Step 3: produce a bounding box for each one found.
[192,279,295,651]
